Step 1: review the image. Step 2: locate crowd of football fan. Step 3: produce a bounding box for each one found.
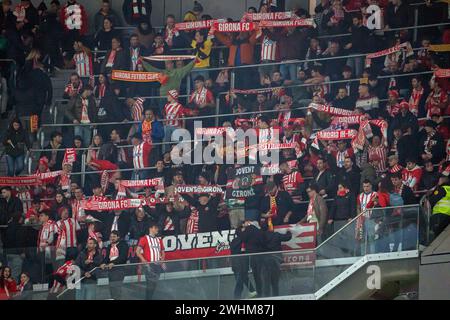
[0,0,449,299]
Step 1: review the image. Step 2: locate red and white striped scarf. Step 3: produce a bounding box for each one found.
[163,216,175,231]
[186,207,199,234]
[96,83,106,99]
[365,42,408,67]
[190,87,208,106]
[132,98,144,122]
[309,103,357,116]
[71,198,85,222]
[408,87,424,117]
[106,50,117,68]
[109,243,119,261]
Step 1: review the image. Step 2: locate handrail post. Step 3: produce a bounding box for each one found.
[53,102,58,124]
[230,70,235,105]
[39,130,44,149]
[81,153,86,188]
[26,153,32,175]
[413,7,419,43]
[186,73,191,101]
[215,97,220,127]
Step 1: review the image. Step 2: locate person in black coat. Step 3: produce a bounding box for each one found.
[262,229,292,297]
[28,57,53,117]
[332,87,355,110]
[397,123,419,167]
[0,1,15,33]
[260,183,294,226]
[2,118,31,177]
[100,231,129,300]
[239,221,266,297]
[420,160,440,191]
[75,238,103,300]
[183,193,220,233]
[94,17,122,51]
[152,202,190,236]
[13,272,33,300]
[0,187,24,253]
[37,11,65,69]
[129,207,152,240]
[97,84,131,139]
[390,106,419,137]
[312,157,336,198]
[15,56,52,144]
[420,120,446,165]
[100,37,129,76]
[41,131,66,171]
[385,0,413,30]
[336,157,361,197]
[230,227,256,300]
[327,183,356,252]
[102,210,131,240]
[21,0,39,30]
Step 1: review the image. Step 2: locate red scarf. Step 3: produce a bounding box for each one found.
[109,243,119,261]
[106,49,118,67]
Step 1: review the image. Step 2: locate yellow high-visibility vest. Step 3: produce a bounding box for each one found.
[432,186,450,216]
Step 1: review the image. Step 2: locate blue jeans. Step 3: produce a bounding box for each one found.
[76,282,97,300]
[6,154,25,176]
[346,56,364,78]
[280,62,299,81]
[74,125,92,147]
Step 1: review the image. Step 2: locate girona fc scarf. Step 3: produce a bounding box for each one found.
[175,185,224,194]
[213,22,256,33]
[111,70,168,84]
[309,103,357,116]
[331,115,367,126]
[315,129,358,141]
[248,142,297,151]
[175,19,225,31]
[365,42,409,67]
[120,178,164,189]
[243,11,298,21]
[35,171,62,182]
[142,55,196,61]
[311,129,358,150]
[0,176,41,186]
[232,87,283,95]
[331,117,388,146]
[259,18,316,28]
[82,199,146,211]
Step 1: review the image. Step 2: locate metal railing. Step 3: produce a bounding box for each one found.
[54,203,421,299]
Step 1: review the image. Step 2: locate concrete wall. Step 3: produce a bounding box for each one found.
[12,0,312,32]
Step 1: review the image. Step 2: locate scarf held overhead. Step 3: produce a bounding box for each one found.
[142,55,197,61]
[111,70,169,84]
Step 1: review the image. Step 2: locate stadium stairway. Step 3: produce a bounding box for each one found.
[419,224,450,299]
